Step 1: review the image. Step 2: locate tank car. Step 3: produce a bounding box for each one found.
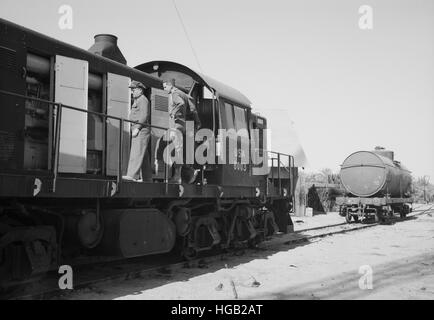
[0,18,296,287]
[336,147,413,223]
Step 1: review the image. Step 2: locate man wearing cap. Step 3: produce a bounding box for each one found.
[123,80,151,182]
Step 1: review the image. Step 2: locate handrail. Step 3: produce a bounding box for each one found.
[0,89,167,131]
[266,149,295,200]
[0,89,172,192]
[52,104,62,192]
[117,118,124,191]
[267,150,292,158]
[269,157,291,173]
[0,89,297,198]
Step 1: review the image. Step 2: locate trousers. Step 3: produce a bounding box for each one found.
[126,128,151,180]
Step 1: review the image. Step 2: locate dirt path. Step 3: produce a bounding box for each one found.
[59,207,434,300]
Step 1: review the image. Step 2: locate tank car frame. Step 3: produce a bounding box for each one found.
[337,196,413,223]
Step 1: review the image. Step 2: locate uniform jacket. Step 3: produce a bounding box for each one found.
[168,88,201,129]
[130,94,150,130]
[168,88,188,121]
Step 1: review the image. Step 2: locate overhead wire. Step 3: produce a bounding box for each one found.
[171,0,203,73]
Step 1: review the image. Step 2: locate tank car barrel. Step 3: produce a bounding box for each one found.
[340,149,412,198]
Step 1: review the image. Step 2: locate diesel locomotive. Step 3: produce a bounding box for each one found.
[337,147,413,223]
[0,18,296,287]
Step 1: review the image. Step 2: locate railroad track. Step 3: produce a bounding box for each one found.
[280,204,434,245]
[6,204,433,300]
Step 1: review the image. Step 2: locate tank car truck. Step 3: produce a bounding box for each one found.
[336,147,413,223]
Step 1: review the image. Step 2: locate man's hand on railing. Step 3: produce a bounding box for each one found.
[132,128,139,138]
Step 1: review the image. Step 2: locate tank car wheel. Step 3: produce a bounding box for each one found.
[374,213,380,223]
[345,212,352,224]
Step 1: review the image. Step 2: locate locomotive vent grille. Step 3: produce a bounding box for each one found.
[0,46,17,70]
[0,130,18,163]
[154,95,168,112]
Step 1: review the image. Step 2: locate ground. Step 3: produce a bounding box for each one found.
[60,206,434,300]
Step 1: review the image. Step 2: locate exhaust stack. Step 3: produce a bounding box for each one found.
[88,34,127,65]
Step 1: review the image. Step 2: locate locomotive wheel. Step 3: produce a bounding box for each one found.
[247,236,261,249]
[272,200,290,233]
[400,205,409,219]
[353,215,359,223]
[172,236,197,260]
[182,247,198,261]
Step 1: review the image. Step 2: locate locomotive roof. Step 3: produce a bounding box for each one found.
[135,61,252,108]
[0,18,162,88]
[0,18,252,108]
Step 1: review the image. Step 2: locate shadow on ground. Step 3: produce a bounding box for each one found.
[56,214,433,300]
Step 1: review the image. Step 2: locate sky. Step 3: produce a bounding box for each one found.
[1,0,433,180]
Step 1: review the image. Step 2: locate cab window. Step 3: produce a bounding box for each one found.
[234,106,248,137]
[221,101,235,130]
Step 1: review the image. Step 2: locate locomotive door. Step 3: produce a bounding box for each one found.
[0,40,27,170]
[54,55,88,173]
[106,73,131,176]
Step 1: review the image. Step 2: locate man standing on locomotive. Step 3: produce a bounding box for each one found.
[123,80,152,182]
[162,79,201,183]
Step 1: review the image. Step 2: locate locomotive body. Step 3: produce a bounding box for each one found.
[337,147,413,223]
[0,18,296,287]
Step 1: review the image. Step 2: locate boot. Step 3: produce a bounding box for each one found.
[169,164,182,184]
[181,166,199,184]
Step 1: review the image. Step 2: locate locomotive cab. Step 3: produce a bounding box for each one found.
[135,61,261,188]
